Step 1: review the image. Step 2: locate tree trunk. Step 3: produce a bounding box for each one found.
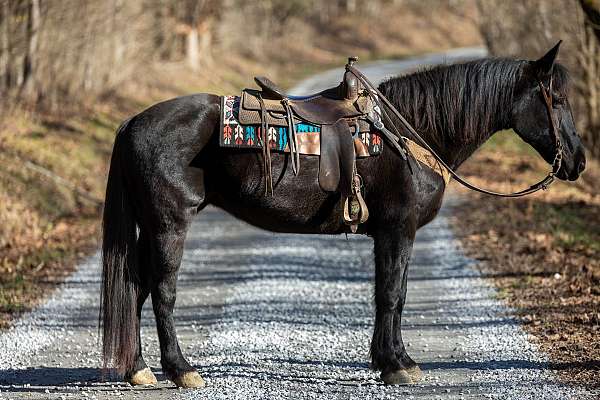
[583,24,600,156]
[198,19,212,66]
[111,0,125,84]
[577,0,600,157]
[22,0,40,100]
[345,0,357,13]
[1,0,9,91]
[186,27,200,71]
[579,0,600,43]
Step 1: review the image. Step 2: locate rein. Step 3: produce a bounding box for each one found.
[347,65,564,198]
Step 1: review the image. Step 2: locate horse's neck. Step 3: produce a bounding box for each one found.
[432,98,512,170]
[439,117,507,170]
[393,70,516,170]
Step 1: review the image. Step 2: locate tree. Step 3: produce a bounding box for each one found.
[21,0,40,100]
[477,0,600,158]
[172,0,219,71]
[580,0,600,42]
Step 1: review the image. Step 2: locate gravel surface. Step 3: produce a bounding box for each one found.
[1,50,597,399]
[1,204,596,399]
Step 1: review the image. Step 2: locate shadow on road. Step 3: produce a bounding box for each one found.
[0,367,168,393]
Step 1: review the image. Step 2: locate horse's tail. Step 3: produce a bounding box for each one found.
[100,117,139,374]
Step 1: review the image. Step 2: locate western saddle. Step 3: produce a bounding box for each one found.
[238,57,379,231]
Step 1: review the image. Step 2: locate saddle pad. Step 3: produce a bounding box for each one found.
[220,95,382,157]
[404,138,451,185]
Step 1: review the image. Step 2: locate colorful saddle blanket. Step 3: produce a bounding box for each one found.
[219,96,382,157]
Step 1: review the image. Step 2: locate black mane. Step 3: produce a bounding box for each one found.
[378,58,570,159]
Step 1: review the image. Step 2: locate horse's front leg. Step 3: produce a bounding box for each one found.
[392,260,423,382]
[371,226,416,385]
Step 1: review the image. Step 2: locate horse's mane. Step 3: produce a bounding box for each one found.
[378,58,570,158]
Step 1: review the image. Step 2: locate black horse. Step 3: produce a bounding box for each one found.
[100,44,586,388]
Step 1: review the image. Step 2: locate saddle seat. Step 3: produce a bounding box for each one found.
[247,62,367,126]
[253,76,321,100]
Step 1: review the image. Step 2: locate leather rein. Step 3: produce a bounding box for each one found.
[347,65,564,198]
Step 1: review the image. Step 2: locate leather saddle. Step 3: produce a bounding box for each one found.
[238,57,373,231]
[250,76,365,125]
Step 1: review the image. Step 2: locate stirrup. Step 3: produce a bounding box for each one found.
[343,174,369,233]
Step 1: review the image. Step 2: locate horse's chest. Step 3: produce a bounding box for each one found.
[413,169,446,228]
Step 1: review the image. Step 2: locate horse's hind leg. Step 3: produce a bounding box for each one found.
[151,228,205,388]
[125,233,157,386]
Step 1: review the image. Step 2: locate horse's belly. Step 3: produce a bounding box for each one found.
[212,191,347,234]
[207,153,348,234]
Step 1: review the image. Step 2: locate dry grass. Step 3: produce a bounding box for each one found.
[449,130,600,388]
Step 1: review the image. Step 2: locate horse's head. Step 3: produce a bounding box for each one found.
[511,42,586,181]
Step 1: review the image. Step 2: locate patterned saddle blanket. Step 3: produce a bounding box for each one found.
[219,95,382,157]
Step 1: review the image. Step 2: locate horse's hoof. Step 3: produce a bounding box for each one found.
[172,371,205,389]
[127,367,157,386]
[381,369,414,385]
[406,365,424,382]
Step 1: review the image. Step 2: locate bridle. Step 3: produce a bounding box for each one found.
[347,65,565,198]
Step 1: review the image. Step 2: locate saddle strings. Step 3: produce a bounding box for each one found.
[257,95,303,196]
[346,65,562,198]
[282,99,300,176]
[258,94,274,195]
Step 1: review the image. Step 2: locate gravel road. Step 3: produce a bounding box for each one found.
[1,49,597,400]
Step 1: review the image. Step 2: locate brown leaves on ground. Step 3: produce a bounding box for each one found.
[0,192,98,329]
[450,133,600,388]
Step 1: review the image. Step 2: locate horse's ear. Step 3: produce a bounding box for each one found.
[531,40,562,78]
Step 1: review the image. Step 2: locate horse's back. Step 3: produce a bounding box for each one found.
[125,93,220,161]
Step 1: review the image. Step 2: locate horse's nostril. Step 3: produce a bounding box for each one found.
[578,159,586,173]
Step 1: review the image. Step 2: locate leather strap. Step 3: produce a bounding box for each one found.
[282,99,300,176]
[258,94,274,195]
